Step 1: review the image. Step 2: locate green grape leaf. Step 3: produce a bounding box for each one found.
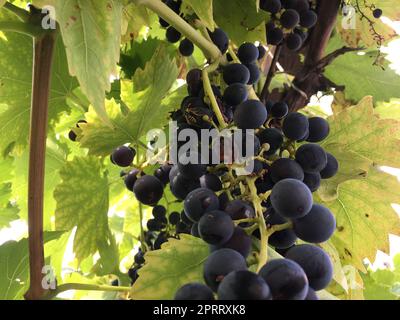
[361,256,400,300]
[183,0,214,30]
[52,0,123,124]
[54,156,110,262]
[337,0,400,47]
[325,36,400,103]
[317,168,400,272]
[213,0,267,44]
[0,9,78,153]
[318,97,400,200]
[121,2,152,43]
[0,157,18,228]
[131,235,209,300]
[11,139,67,229]
[80,45,179,156]
[0,232,63,300]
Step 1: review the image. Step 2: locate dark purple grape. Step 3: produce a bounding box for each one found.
[133,175,164,205]
[280,9,300,29]
[179,38,194,56]
[175,283,214,300]
[111,146,136,167]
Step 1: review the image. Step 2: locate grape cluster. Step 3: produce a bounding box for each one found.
[260,0,318,50]
[102,23,338,299]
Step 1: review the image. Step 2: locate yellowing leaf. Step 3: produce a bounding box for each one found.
[318,168,400,271]
[80,45,179,156]
[131,235,209,300]
[338,0,400,47]
[54,157,110,262]
[54,0,123,124]
[322,96,400,169]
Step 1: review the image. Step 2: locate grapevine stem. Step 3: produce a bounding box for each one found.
[42,283,131,300]
[246,177,268,272]
[3,2,31,22]
[134,0,220,61]
[0,21,44,37]
[202,67,227,128]
[25,31,57,300]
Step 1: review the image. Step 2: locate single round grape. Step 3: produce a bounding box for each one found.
[280,9,300,29]
[210,227,252,258]
[175,283,215,300]
[124,169,140,191]
[166,27,181,43]
[218,271,271,300]
[184,188,219,222]
[111,146,136,167]
[295,143,328,173]
[305,287,319,300]
[152,205,166,219]
[260,0,282,14]
[238,42,259,64]
[199,174,223,192]
[258,45,267,60]
[170,173,200,200]
[154,164,173,185]
[271,102,289,118]
[303,172,321,192]
[223,63,251,85]
[300,10,318,28]
[293,204,336,243]
[259,259,309,300]
[320,153,339,179]
[178,152,207,179]
[258,128,284,156]
[271,178,313,219]
[203,248,247,292]
[68,130,77,141]
[245,63,261,84]
[176,221,190,234]
[198,210,234,245]
[307,117,330,142]
[191,223,200,238]
[270,158,305,183]
[169,211,180,225]
[234,130,261,158]
[134,249,145,265]
[286,33,303,51]
[179,38,194,56]
[224,199,256,223]
[209,28,229,54]
[265,209,297,249]
[186,68,202,96]
[223,83,249,106]
[234,100,268,129]
[373,8,383,18]
[267,27,284,45]
[133,175,164,206]
[282,112,309,141]
[286,244,333,290]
